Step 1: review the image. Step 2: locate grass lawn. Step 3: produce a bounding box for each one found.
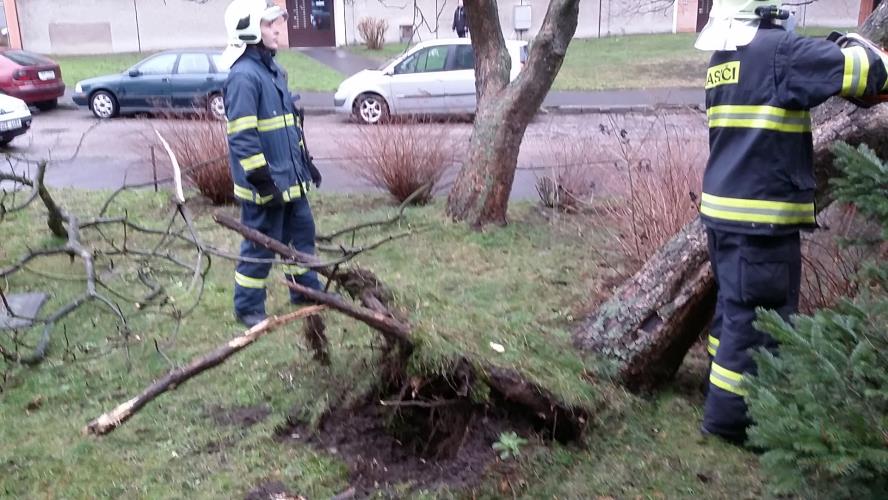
[346,42,410,63]
[54,51,345,92]
[53,29,856,95]
[0,188,763,498]
[552,26,853,90]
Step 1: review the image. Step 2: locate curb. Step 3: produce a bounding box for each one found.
[300,103,705,117]
[539,103,705,115]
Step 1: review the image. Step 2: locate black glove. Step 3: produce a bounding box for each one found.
[307,157,322,188]
[246,167,283,206]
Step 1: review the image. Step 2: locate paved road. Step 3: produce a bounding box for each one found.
[2,106,707,200]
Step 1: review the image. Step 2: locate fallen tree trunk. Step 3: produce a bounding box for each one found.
[574,9,888,390]
[84,305,325,436]
[573,219,715,391]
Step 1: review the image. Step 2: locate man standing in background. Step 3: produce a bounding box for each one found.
[452,0,468,38]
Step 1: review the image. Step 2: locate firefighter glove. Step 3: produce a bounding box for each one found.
[308,157,322,188]
[246,167,283,206]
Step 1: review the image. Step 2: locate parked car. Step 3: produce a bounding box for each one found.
[333,38,528,124]
[0,93,33,146]
[0,49,65,110]
[72,49,228,120]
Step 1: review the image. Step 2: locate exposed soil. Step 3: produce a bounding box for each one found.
[207,404,271,428]
[275,398,532,498]
[245,480,305,500]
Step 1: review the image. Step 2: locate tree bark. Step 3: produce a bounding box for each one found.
[573,219,716,391]
[573,7,888,390]
[445,0,580,228]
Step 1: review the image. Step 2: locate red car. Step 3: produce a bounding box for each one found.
[0,49,65,110]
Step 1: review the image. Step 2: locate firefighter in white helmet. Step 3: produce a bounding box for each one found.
[696,0,888,446]
[222,0,328,363]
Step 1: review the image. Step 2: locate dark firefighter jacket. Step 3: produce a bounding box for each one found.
[702,23,888,235]
[224,47,310,204]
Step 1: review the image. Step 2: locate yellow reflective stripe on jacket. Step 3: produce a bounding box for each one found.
[281,182,310,202]
[227,115,258,135]
[878,51,888,91]
[841,46,871,97]
[239,153,267,171]
[257,113,296,132]
[233,184,274,204]
[710,362,746,396]
[707,105,811,133]
[235,271,266,289]
[233,182,310,204]
[707,335,720,357]
[700,193,816,225]
[282,264,309,276]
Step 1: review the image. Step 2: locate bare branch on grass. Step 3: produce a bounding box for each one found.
[83,305,326,436]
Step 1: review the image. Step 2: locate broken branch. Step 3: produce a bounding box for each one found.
[83,305,325,436]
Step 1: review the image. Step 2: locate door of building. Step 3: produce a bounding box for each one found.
[696,0,713,32]
[286,0,335,47]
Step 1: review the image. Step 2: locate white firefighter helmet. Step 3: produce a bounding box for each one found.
[219,0,287,69]
[695,0,783,51]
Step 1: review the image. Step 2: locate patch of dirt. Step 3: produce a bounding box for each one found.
[244,480,305,500]
[275,399,528,498]
[207,404,271,428]
[670,337,710,404]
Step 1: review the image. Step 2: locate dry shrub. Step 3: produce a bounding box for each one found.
[357,17,388,50]
[800,203,887,313]
[345,122,459,204]
[159,117,233,205]
[601,118,706,267]
[535,139,598,213]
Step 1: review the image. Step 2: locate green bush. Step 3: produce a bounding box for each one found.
[745,143,888,499]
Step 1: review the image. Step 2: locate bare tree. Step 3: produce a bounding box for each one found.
[445,0,580,228]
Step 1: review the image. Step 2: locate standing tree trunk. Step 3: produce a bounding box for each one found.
[574,3,888,389]
[445,0,580,228]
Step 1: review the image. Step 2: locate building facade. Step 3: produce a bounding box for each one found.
[0,0,870,55]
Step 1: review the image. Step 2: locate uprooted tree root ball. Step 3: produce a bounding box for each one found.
[276,359,589,496]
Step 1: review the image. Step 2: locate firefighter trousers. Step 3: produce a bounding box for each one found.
[703,228,801,442]
[233,197,322,317]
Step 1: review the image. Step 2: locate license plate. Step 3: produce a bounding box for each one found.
[0,119,22,131]
[38,70,56,81]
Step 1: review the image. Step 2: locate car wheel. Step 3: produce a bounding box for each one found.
[90,90,118,119]
[208,93,225,121]
[35,99,58,111]
[354,93,389,125]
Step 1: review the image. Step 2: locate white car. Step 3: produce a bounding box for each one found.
[0,93,32,147]
[334,38,528,124]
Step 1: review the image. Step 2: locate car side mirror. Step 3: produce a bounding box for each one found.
[128,69,141,77]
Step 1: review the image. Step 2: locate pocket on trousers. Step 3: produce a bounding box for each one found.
[740,259,789,306]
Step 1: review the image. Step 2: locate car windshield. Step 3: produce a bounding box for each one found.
[211,54,229,73]
[378,49,411,71]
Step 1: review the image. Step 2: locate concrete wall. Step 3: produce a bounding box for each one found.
[2,0,22,48]
[675,0,860,34]
[673,0,698,33]
[338,0,674,46]
[794,0,859,28]
[11,0,866,54]
[18,0,230,54]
